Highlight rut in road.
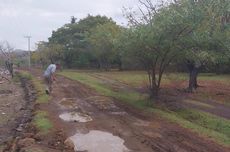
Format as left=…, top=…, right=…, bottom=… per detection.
left=40, top=75, right=229, bottom=152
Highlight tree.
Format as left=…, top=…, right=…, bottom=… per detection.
left=71, top=16, right=77, bottom=24
left=122, top=0, right=196, bottom=97
left=48, top=15, right=115, bottom=68
left=88, top=22, right=122, bottom=70
left=33, top=41, right=64, bottom=68
left=178, top=0, right=230, bottom=92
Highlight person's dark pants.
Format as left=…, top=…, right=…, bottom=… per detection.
left=44, top=76, right=53, bottom=93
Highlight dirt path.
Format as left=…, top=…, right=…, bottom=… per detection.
left=0, top=76, right=34, bottom=141
left=31, top=71, right=229, bottom=152
left=0, top=73, right=37, bottom=151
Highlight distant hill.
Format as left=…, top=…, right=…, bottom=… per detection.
left=13, top=49, right=29, bottom=58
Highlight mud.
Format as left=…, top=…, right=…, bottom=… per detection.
left=0, top=73, right=36, bottom=151
left=59, top=112, right=92, bottom=122
left=29, top=70, right=229, bottom=152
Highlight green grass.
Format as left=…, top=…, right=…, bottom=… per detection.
left=18, top=71, right=50, bottom=104
left=33, top=111, right=53, bottom=133
left=183, top=99, right=215, bottom=109
left=18, top=71, right=53, bottom=134
left=153, top=109, right=230, bottom=146
left=60, top=71, right=230, bottom=146
left=32, top=79, right=50, bottom=104
left=18, top=71, right=33, bottom=80
left=198, top=73, right=230, bottom=82
left=59, top=71, right=149, bottom=109
left=83, top=71, right=230, bottom=87
left=175, top=109, right=230, bottom=138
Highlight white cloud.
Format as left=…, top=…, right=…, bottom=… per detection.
left=0, top=0, right=139, bottom=50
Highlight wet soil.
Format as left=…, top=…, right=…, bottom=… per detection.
left=29, top=70, right=229, bottom=152
left=0, top=74, right=36, bottom=151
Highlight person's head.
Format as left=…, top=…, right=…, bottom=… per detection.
left=56, top=63, right=61, bottom=70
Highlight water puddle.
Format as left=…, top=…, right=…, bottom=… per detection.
left=70, top=130, right=129, bottom=152
left=110, top=111, right=127, bottom=115
left=59, top=112, right=92, bottom=123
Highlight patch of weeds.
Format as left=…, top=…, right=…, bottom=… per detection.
left=32, top=79, right=50, bottom=104
left=13, top=75, right=20, bottom=82
left=18, top=71, right=32, bottom=80
left=33, top=111, right=53, bottom=134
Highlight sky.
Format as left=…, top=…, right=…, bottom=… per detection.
left=0, top=0, right=139, bottom=50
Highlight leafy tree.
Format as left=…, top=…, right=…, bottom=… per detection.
left=177, top=0, right=230, bottom=92
left=122, top=0, right=230, bottom=96
left=48, top=15, right=115, bottom=68
left=122, top=0, right=196, bottom=97
left=71, top=16, right=77, bottom=24
left=33, top=41, right=63, bottom=68
left=88, top=22, right=122, bottom=70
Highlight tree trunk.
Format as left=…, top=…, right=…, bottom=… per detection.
left=118, top=61, right=122, bottom=71
left=150, top=70, right=159, bottom=98
left=150, top=85, right=159, bottom=98
left=187, top=61, right=199, bottom=92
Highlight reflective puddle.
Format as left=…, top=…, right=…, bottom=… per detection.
left=59, top=112, right=92, bottom=123
left=70, top=130, right=129, bottom=152
left=110, top=111, right=127, bottom=115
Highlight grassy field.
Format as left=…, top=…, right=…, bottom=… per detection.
left=59, top=71, right=230, bottom=146
left=86, top=71, right=230, bottom=87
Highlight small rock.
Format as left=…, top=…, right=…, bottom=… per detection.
left=34, top=133, right=45, bottom=141
left=18, top=138, right=35, bottom=147
left=64, top=138, right=75, bottom=150
left=16, top=124, right=24, bottom=132
left=23, top=133, right=34, bottom=138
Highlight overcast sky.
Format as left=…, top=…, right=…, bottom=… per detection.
left=0, top=0, right=139, bottom=50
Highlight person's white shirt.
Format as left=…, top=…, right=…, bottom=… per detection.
left=44, top=64, right=56, bottom=77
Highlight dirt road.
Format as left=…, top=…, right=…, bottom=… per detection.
left=34, top=73, right=229, bottom=152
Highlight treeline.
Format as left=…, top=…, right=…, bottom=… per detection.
left=32, top=0, right=230, bottom=96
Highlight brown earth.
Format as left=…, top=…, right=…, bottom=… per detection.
left=2, top=70, right=229, bottom=152
left=159, top=79, right=230, bottom=119
left=28, top=69, right=229, bottom=152
left=0, top=73, right=37, bottom=151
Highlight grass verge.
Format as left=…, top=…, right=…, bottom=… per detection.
left=60, top=71, right=230, bottom=146
left=33, top=111, right=53, bottom=134
left=18, top=71, right=52, bottom=134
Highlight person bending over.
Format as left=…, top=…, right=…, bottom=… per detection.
left=43, top=63, right=60, bottom=94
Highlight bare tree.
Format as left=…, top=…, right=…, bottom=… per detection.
left=0, top=41, right=14, bottom=78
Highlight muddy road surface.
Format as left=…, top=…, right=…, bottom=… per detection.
left=0, top=74, right=35, bottom=151
left=33, top=72, right=229, bottom=152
